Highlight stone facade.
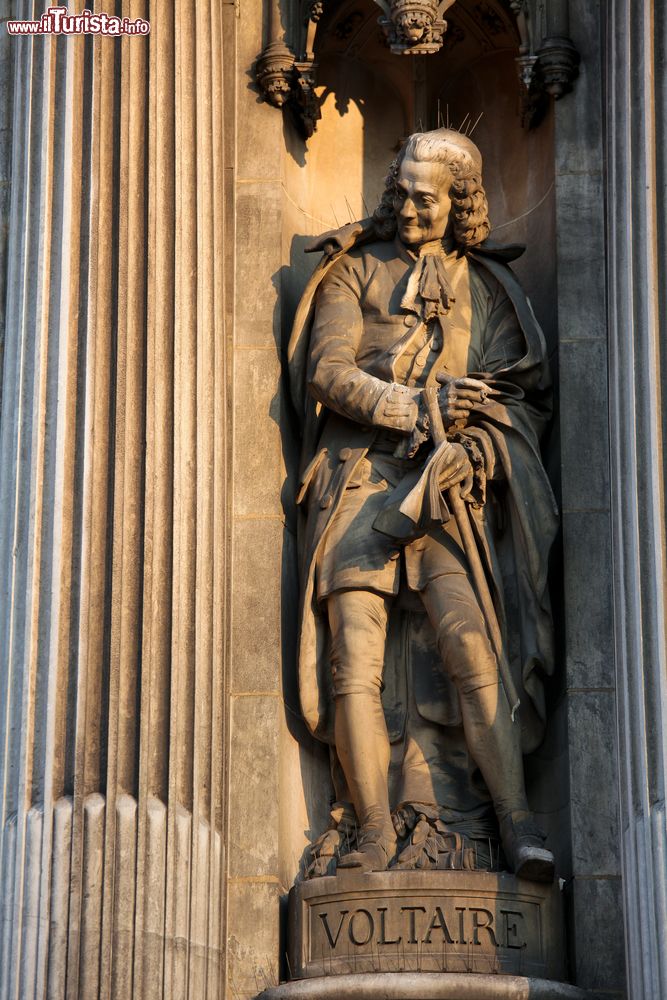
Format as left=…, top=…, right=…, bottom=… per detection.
left=0, top=1, right=664, bottom=998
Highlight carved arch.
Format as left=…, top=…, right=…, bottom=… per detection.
left=255, top=0, right=579, bottom=137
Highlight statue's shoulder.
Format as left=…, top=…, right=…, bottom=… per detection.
left=305, top=219, right=400, bottom=274
left=319, top=239, right=401, bottom=291
left=469, top=239, right=526, bottom=264
left=467, top=242, right=530, bottom=306
left=468, top=254, right=509, bottom=297
left=328, top=237, right=399, bottom=266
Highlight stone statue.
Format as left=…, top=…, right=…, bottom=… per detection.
left=288, top=128, right=559, bottom=882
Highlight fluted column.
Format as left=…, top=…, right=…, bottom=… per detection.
left=0, top=2, right=231, bottom=997
left=606, top=2, right=667, bottom=998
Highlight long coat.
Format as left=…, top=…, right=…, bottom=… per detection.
left=288, top=221, right=559, bottom=755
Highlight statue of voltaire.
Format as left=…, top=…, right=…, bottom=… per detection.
left=288, top=128, right=558, bottom=881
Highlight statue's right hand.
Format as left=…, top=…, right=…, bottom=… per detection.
left=375, top=383, right=419, bottom=432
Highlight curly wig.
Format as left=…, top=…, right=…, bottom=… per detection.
left=373, top=127, right=491, bottom=249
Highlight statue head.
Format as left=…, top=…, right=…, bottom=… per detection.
left=374, top=127, right=490, bottom=249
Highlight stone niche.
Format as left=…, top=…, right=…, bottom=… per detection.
left=273, top=1, right=582, bottom=998
left=281, top=0, right=567, bottom=876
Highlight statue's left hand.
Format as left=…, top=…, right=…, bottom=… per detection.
left=436, top=375, right=490, bottom=430
left=437, top=441, right=474, bottom=497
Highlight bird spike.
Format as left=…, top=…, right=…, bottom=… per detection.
left=361, top=193, right=371, bottom=218
left=344, top=196, right=355, bottom=222
left=468, top=110, right=484, bottom=136
left=331, top=203, right=340, bottom=227
left=458, top=112, right=470, bottom=132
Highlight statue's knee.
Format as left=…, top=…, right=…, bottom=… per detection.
left=331, top=671, right=383, bottom=698
left=329, top=603, right=386, bottom=697
left=331, top=648, right=384, bottom=697
left=435, top=614, right=496, bottom=689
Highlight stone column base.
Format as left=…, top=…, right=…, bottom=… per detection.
left=258, top=972, right=588, bottom=999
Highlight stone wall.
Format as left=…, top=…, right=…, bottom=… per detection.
left=0, top=1, right=666, bottom=999
left=553, top=4, right=625, bottom=996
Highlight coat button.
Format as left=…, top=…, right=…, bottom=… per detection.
left=320, top=494, right=333, bottom=509
left=388, top=548, right=401, bottom=560
left=339, top=447, right=352, bottom=461
left=403, top=315, right=415, bottom=326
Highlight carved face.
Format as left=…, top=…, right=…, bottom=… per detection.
left=393, top=157, right=453, bottom=246
left=396, top=11, right=431, bottom=42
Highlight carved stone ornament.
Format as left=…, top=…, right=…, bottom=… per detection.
left=509, top=0, right=581, bottom=127
left=537, top=34, right=581, bottom=99
left=255, top=1, right=323, bottom=138
left=292, top=61, right=323, bottom=139
left=253, top=0, right=581, bottom=139
left=307, top=0, right=325, bottom=20
left=255, top=38, right=296, bottom=109
left=375, top=0, right=456, bottom=55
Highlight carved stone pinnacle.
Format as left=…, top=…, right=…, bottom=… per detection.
left=537, top=34, right=581, bottom=99
left=256, top=38, right=296, bottom=109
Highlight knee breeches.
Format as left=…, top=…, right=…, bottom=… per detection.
left=327, top=570, right=499, bottom=700
left=327, top=590, right=391, bottom=697
left=420, top=572, right=499, bottom=695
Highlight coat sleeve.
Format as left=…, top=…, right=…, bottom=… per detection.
left=307, top=255, right=418, bottom=431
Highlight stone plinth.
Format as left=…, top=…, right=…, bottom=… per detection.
left=288, top=871, right=567, bottom=981
left=258, top=972, right=588, bottom=999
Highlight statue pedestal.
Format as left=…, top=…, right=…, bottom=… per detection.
left=258, top=972, right=588, bottom=999
left=289, top=871, right=567, bottom=980
left=261, top=871, right=586, bottom=1000
left=257, top=871, right=587, bottom=998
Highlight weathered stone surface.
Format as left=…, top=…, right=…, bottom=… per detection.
left=232, top=517, right=284, bottom=693
left=554, top=174, right=606, bottom=342
left=227, top=879, right=282, bottom=999
left=559, top=338, right=610, bottom=512
left=554, top=0, right=603, bottom=179
left=258, top=971, right=588, bottom=999
left=289, top=871, right=567, bottom=981
left=570, top=877, right=625, bottom=991
left=567, top=692, right=620, bottom=877
left=562, top=511, right=614, bottom=689
left=235, top=183, right=283, bottom=349
left=233, top=348, right=284, bottom=517
left=229, top=695, right=280, bottom=878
